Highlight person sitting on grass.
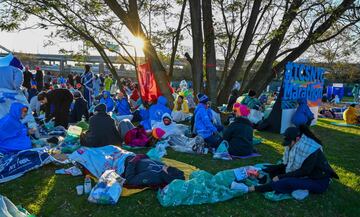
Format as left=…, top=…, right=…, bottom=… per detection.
left=243, top=125, right=339, bottom=195
left=240, top=89, right=262, bottom=110
left=80, top=104, right=121, bottom=147
left=114, top=91, right=133, bottom=121
left=153, top=113, right=183, bottom=139
left=172, top=95, right=191, bottom=122
left=223, top=103, right=255, bottom=157
left=149, top=96, right=172, bottom=127
left=291, top=98, right=314, bottom=127
left=193, top=93, right=222, bottom=150
left=69, top=91, right=89, bottom=123
left=99, top=90, right=114, bottom=113
left=343, top=104, right=360, bottom=125
left=0, top=102, right=33, bottom=154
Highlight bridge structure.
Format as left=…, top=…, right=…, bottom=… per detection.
left=0, top=44, right=227, bottom=78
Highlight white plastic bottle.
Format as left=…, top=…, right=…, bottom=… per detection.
left=84, top=175, right=92, bottom=194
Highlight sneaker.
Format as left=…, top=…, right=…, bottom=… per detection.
left=230, top=181, right=249, bottom=192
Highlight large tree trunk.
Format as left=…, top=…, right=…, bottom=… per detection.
left=243, top=0, right=304, bottom=95
left=169, top=0, right=187, bottom=78
left=217, top=0, right=262, bottom=104
left=189, top=0, right=204, bottom=97
left=104, top=0, right=174, bottom=106
left=202, top=0, right=217, bottom=103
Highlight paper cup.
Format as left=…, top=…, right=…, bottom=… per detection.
left=76, top=185, right=84, bottom=195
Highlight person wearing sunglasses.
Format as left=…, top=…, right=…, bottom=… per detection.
left=0, top=102, right=33, bottom=154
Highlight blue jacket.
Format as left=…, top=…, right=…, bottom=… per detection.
left=99, top=91, right=114, bottom=112
left=0, top=102, right=32, bottom=154
left=115, top=98, right=131, bottom=115
left=194, top=103, right=217, bottom=139
left=139, top=108, right=152, bottom=130
left=292, top=98, right=314, bottom=127
left=148, top=96, right=171, bottom=125
left=0, top=54, right=24, bottom=90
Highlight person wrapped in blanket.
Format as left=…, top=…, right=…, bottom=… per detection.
left=291, top=98, right=314, bottom=127
left=0, top=102, right=33, bottom=154
left=80, top=104, right=121, bottom=147
left=148, top=96, right=172, bottom=127
left=99, top=90, right=115, bottom=113
left=343, top=104, right=360, bottom=124
left=153, top=113, right=183, bottom=140
left=122, top=154, right=185, bottom=188
left=223, top=103, right=255, bottom=157
left=171, top=94, right=191, bottom=122
left=245, top=125, right=338, bottom=195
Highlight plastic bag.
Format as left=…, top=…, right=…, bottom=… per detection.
left=146, top=142, right=167, bottom=161
left=157, top=169, right=245, bottom=206
left=0, top=195, right=34, bottom=217
left=88, top=170, right=124, bottom=205
left=213, top=141, right=232, bottom=160
left=248, top=109, right=264, bottom=124
left=168, top=135, right=206, bottom=154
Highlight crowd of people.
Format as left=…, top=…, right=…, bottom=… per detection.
left=1, top=58, right=358, bottom=200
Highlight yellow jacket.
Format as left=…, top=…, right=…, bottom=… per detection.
left=173, top=98, right=189, bottom=113
left=343, top=107, right=359, bottom=124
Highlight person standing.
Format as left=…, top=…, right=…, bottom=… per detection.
left=93, top=74, right=102, bottom=97
left=352, top=84, right=359, bottom=102
left=44, top=71, right=52, bottom=90
left=104, top=74, right=113, bottom=91
left=22, top=66, right=33, bottom=90
left=35, top=66, right=44, bottom=91
left=81, top=64, right=94, bottom=107
left=37, top=89, right=74, bottom=128
left=67, top=73, right=75, bottom=87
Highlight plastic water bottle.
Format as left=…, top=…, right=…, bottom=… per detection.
left=84, top=175, right=92, bottom=194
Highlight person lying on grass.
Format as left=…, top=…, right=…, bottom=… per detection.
left=244, top=125, right=339, bottom=195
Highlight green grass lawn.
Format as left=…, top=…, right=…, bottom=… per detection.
left=1, top=118, right=359, bottom=217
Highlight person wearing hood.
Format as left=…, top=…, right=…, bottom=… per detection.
left=223, top=103, right=254, bottom=157
left=35, top=66, right=44, bottom=91
left=153, top=113, right=182, bottom=139
left=172, top=95, right=191, bottom=122
left=242, top=126, right=339, bottom=196
left=139, top=108, right=152, bottom=131
left=193, top=93, right=222, bottom=149
left=0, top=102, right=33, bottom=154
left=69, top=91, right=89, bottom=123
left=37, top=88, right=74, bottom=127
left=115, top=91, right=132, bottom=116
left=99, top=90, right=115, bottom=112
left=80, top=103, right=121, bottom=147
left=343, top=104, right=360, bottom=124
left=149, top=96, right=172, bottom=126
left=291, top=98, right=314, bottom=127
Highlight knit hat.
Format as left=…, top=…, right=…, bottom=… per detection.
left=35, top=66, right=41, bottom=71
left=282, top=127, right=301, bottom=146
left=73, top=90, right=82, bottom=98
left=152, top=128, right=166, bottom=140
left=233, top=103, right=250, bottom=117
left=197, top=93, right=209, bottom=104
left=95, top=103, right=106, bottom=113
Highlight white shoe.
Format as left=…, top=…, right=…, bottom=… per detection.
left=230, top=181, right=249, bottom=193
